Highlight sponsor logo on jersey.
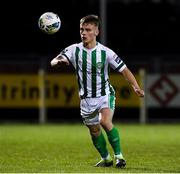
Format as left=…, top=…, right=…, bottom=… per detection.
left=115, top=57, right=121, bottom=64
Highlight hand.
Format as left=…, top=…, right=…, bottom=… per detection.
left=134, top=88, right=145, bottom=97
left=57, top=58, right=69, bottom=65
left=51, top=55, right=69, bottom=66
left=56, top=55, right=69, bottom=65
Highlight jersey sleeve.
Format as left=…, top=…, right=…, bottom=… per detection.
left=107, top=48, right=126, bottom=72
left=59, top=44, right=76, bottom=67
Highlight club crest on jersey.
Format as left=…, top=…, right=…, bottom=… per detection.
left=96, top=62, right=104, bottom=69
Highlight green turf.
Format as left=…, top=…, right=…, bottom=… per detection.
left=0, top=123, right=180, bottom=173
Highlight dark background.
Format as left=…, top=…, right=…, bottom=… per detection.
left=1, top=0, right=180, bottom=57
left=0, top=0, right=180, bottom=123
left=0, top=0, right=98, bottom=55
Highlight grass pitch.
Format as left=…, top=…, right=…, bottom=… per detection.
left=0, top=123, right=180, bottom=173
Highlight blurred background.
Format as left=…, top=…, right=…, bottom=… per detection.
left=0, top=0, right=180, bottom=123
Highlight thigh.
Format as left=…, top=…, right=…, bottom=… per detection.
left=80, top=98, right=100, bottom=125
left=98, top=92, right=116, bottom=131
left=100, top=108, right=114, bottom=122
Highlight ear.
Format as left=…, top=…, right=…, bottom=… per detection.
left=95, top=28, right=99, bottom=36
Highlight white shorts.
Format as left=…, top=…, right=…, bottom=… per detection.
left=80, top=94, right=115, bottom=125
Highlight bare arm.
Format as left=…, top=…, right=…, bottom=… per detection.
left=121, top=67, right=145, bottom=97
left=50, top=54, right=69, bottom=67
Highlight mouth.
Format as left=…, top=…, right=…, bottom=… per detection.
left=82, top=36, right=87, bottom=41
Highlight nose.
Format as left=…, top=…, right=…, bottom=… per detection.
left=81, top=32, right=85, bottom=36
left=81, top=29, right=87, bottom=35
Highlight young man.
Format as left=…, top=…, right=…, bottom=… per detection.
left=51, top=15, right=144, bottom=168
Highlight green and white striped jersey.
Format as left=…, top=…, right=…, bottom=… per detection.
left=61, top=42, right=126, bottom=98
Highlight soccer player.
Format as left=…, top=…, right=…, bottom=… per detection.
left=51, top=15, right=144, bottom=168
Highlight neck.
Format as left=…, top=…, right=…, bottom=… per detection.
left=83, top=40, right=97, bottom=49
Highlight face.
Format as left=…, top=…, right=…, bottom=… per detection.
left=80, top=23, right=99, bottom=45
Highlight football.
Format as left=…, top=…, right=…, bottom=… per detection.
left=38, top=12, right=61, bottom=34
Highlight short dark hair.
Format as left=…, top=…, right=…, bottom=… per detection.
left=80, top=15, right=100, bottom=27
